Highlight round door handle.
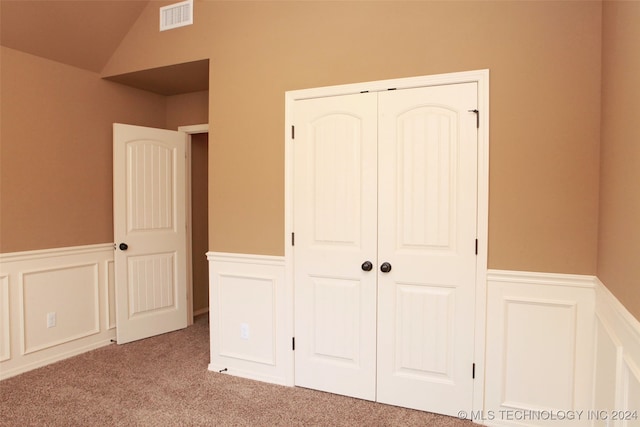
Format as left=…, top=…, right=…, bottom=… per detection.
left=380, top=262, right=392, bottom=273
left=119, top=243, right=128, bottom=251
left=361, top=261, right=373, bottom=272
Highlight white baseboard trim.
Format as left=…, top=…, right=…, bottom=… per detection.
left=207, top=363, right=288, bottom=387
left=0, top=244, right=116, bottom=380
left=1, top=339, right=114, bottom=380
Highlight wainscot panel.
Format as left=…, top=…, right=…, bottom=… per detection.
left=484, top=270, right=596, bottom=427
left=207, top=252, right=289, bottom=386
left=593, top=279, right=640, bottom=427
left=106, top=259, right=116, bottom=330
left=0, top=244, right=115, bottom=380
left=0, top=274, right=9, bottom=362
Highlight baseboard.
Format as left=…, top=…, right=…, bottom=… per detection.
left=0, top=339, right=114, bottom=380
left=207, top=363, right=288, bottom=387
left=0, top=244, right=116, bottom=380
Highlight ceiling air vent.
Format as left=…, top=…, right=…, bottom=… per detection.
left=160, top=0, right=193, bottom=32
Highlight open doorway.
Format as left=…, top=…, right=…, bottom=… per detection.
left=113, top=123, right=209, bottom=341
left=183, top=125, right=209, bottom=325
left=189, top=131, right=209, bottom=320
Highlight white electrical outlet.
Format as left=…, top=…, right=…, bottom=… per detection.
left=46, top=312, right=56, bottom=328
left=240, top=323, right=249, bottom=340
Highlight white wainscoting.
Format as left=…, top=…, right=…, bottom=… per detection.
left=0, top=274, right=10, bottom=362
left=0, top=244, right=116, bottom=380
left=206, top=257, right=639, bottom=424
left=593, top=279, right=640, bottom=427
left=207, top=252, right=290, bottom=386
left=484, top=270, right=597, bottom=427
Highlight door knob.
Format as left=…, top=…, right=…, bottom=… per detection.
left=119, top=243, right=128, bottom=251
left=361, top=261, right=373, bottom=271
left=380, top=262, right=392, bottom=273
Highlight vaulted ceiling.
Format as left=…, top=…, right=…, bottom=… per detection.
left=1, top=1, right=150, bottom=73
left=0, top=0, right=209, bottom=95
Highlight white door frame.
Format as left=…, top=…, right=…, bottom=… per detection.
left=179, top=124, right=209, bottom=326
left=283, top=69, right=490, bottom=410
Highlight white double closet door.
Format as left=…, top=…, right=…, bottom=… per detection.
left=293, top=83, right=479, bottom=417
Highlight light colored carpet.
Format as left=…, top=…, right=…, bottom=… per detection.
left=0, top=315, right=476, bottom=426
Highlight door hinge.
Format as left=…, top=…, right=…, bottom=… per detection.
left=472, top=363, right=476, bottom=379
left=291, top=232, right=295, bottom=246
left=292, top=337, right=295, bottom=351
left=475, top=239, right=478, bottom=255
left=291, top=125, right=295, bottom=140
left=469, top=109, right=479, bottom=128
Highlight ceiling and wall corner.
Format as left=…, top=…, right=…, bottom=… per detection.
left=103, top=59, right=209, bottom=96
left=0, top=0, right=150, bottom=73
left=0, top=0, right=207, bottom=95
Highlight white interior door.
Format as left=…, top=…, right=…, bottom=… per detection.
left=113, top=123, right=188, bottom=344
left=292, top=82, right=479, bottom=415
left=376, top=83, right=478, bottom=416
left=293, top=92, right=378, bottom=400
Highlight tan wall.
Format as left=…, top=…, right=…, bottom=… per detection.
left=0, top=50, right=210, bottom=254
left=166, top=90, right=209, bottom=131
left=598, top=1, right=640, bottom=320
left=0, top=47, right=167, bottom=253
left=103, top=1, right=603, bottom=274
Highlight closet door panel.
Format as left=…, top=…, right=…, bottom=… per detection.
left=293, top=92, right=378, bottom=401
left=376, top=83, right=478, bottom=416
